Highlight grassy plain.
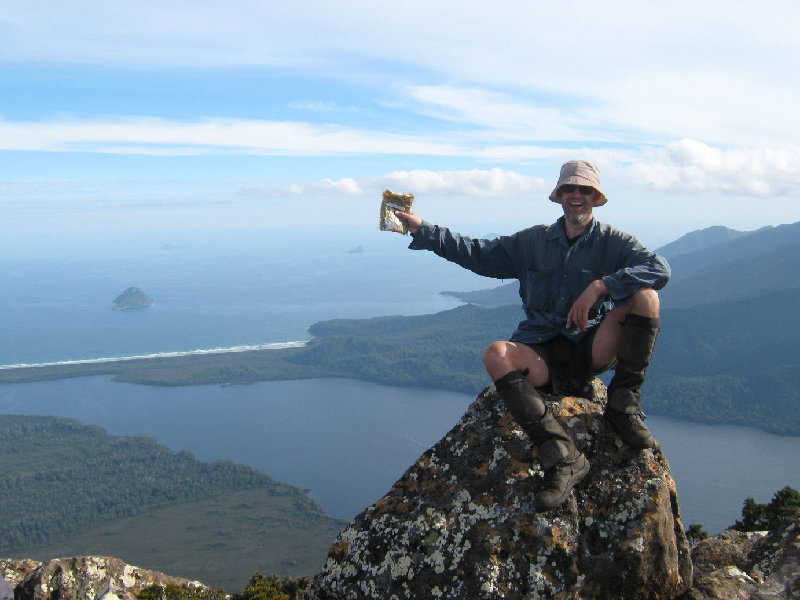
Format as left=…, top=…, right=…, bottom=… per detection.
left=0, top=416, right=346, bottom=591
left=16, top=488, right=344, bottom=591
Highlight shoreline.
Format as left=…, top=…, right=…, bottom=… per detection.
left=0, top=340, right=321, bottom=387
left=0, top=341, right=309, bottom=371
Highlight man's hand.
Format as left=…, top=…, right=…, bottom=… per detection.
left=394, top=209, right=422, bottom=235
left=566, top=279, right=608, bottom=332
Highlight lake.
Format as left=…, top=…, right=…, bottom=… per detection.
left=2, top=227, right=799, bottom=535
left=1, top=375, right=798, bottom=534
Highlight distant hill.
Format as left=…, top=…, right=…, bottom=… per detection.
left=0, top=416, right=345, bottom=589
left=663, top=220, right=800, bottom=283
left=654, top=225, right=759, bottom=260
left=659, top=239, right=800, bottom=308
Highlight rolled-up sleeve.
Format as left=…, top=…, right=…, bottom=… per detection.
left=601, top=234, right=671, bottom=301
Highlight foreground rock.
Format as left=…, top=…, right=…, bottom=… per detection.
left=679, top=510, right=800, bottom=599
left=0, top=556, right=215, bottom=600
left=308, top=383, right=693, bottom=600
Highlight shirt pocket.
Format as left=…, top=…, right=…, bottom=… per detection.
left=524, top=268, right=553, bottom=311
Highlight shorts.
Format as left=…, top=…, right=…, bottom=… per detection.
left=526, top=328, right=615, bottom=396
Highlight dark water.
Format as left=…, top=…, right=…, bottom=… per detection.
left=1, top=376, right=798, bottom=534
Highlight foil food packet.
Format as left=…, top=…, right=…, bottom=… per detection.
left=379, top=189, right=415, bottom=234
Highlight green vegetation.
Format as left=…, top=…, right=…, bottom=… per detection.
left=645, top=288, right=800, bottom=435
left=232, top=573, right=309, bottom=600
left=0, top=416, right=345, bottom=589
left=0, top=345, right=321, bottom=386
left=138, top=584, right=225, bottom=600
left=136, top=573, right=308, bottom=600
left=24, top=488, right=343, bottom=590
left=732, top=486, right=800, bottom=532
left=685, top=523, right=709, bottom=544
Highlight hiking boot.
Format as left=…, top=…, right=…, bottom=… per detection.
left=605, top=409, right=655, bottom=449
left=535, top=452, right=590, bottom=511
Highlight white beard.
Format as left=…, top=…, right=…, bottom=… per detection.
left=565, top=211, right=591, bottom=226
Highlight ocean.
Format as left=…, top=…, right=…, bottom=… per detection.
left=1, top=227, right=798, bottom=534
left=0, top=227, right=485, bottom=366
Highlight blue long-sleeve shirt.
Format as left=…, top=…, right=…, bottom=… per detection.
left=409, top=216, right=670, bottom=344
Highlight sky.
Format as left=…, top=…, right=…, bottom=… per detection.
left=2, top=0, right=800, bottom=246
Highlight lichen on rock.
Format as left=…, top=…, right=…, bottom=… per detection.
left=2, top=556, right=214, bottom=600
left=308, top=382, right=693, bottom=599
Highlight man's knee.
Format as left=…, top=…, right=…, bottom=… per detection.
left=630, top=288, right=660, bottom=318
left=483, top=341, right=511, bottom=374
left=483, top=341, right=550, bottom=386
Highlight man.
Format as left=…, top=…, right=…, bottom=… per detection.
left=395, top=160, right=670, bottom=510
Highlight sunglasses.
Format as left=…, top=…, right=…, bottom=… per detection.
left=559, top=184, right=595, bottom=195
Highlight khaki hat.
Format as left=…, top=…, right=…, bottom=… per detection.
left=548, top=160, right=608, bottom=206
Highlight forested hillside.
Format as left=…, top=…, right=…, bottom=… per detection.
left=0, top=415, right=344, bottom=585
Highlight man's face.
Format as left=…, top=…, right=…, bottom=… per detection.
left=557, top=184, right=599, bottom=227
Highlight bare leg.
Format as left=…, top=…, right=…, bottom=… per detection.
left=591, top=287, right=660, bottom=369
left=594, top=288, right=662, bottom=448
left=486, top=340, right=589, bottom=510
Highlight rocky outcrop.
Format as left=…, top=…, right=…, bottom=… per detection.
left=0, top=556, right=215, bottom=600
left=112, top=287, right=153, bottom=310
left=680, top=510, right=800, bottom=599
left=308, top=383, right=693, bottom=600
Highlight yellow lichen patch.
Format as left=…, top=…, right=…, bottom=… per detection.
left=372, top=493, right=410, bottom=516
left=473, top=461, right=490, bottom=477
left=416, top=455, right=432, bottom=470
left=550, top=525, right=577, bottom=552
left=508, top=456, right=534, bottom=479
left=496, top=410, right=517, bottom=428
left=329, top=540, right=351, bottom=560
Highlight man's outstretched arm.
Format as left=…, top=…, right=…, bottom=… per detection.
left=394, top=208, right=520, bottom=280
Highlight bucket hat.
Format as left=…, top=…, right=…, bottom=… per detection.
left=548, top=160, right=607, bottom=206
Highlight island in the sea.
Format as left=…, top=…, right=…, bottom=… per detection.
left=112, top=287, right=153, bottom=310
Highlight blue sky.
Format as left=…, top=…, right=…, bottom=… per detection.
left=2, top=0, right=800, bottom=245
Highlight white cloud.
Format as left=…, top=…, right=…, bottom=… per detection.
left=4, top=0, right=800, bottom=150
left=3, top=111, right=797, bottom=201
left=625, top=140, right=800, bottom=196
left=0, top=117, right=464, bottom=157
left=378, top=168, right=546, bottom=198
left=284, top=178, right=362, bottom=196
left=400, top=86, right=584, bottom=141
left=287, top=101, right=341, bottom=112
